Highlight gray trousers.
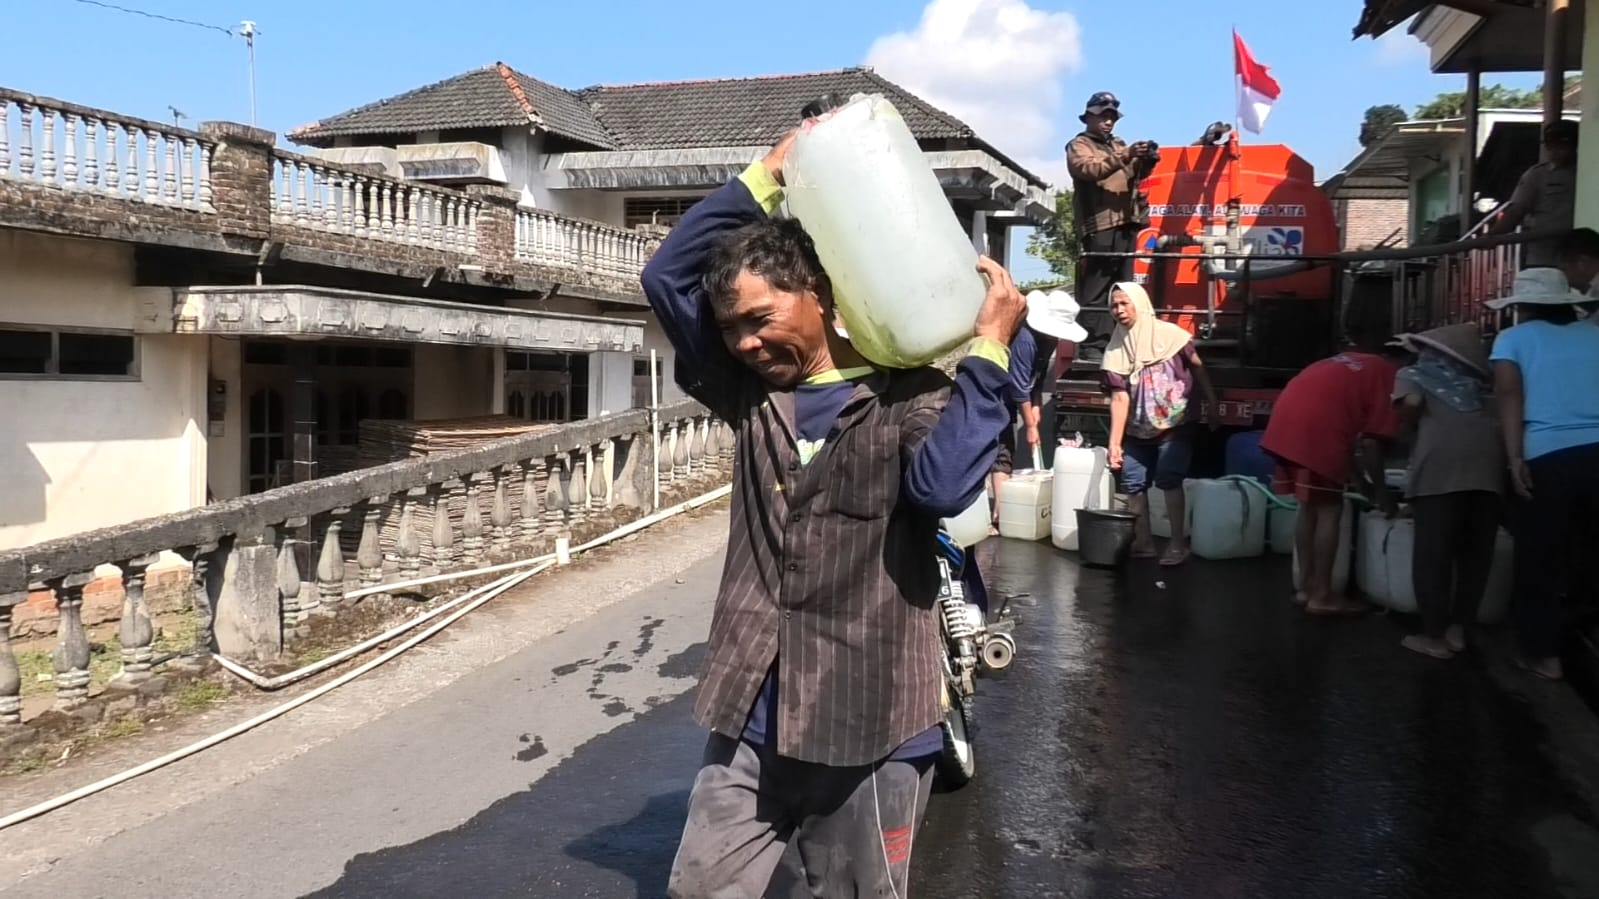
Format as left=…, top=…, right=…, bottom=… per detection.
left=667, top=733, right=935, bottom=899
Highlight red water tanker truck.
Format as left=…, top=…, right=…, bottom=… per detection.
left=1052, top=127, right=1350, bottom=473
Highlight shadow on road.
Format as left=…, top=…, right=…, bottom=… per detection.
left=304, top=682, right=706, bottom=897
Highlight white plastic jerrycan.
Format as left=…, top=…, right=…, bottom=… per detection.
left=1051, top=446, right=1113, bottom=552
left=783, top=93, right=986, bottom=369
left=942, top=492, right=991, bottom=549
left=1187, top=477, right=1268, bottom=560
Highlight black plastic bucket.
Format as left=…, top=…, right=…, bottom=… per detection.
left=1076, top=508, right=1138, bottom=568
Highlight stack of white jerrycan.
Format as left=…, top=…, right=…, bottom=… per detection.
left=997, top=446, right=1054, bottom=542
left=1051, top=434, right=1113, bottom=552
left=782, top=93, right=986, bottom=369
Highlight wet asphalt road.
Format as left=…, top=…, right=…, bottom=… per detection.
left=13, top=531, right=1599, bottom=898
left=313, top=539, right=1599, bottom=898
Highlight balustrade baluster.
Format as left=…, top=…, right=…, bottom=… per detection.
left=357, top=496, right=385, bottom=587
left=279, top=518, right=307, bottom=629
left=591, top=440, right=613, bottom=524
left=164, top=133, right=179, bottom=203
left=109, top=555, right=159, bottom=687
left=615, top=434, right=643, bottom=509
left=406, top=187, right=421, bottom=246
left=143, top=127, right=160, bottom=202
left=174, top=543, right=217, bottom=660
left=39, top=108, right=57, bottom=185
left=318, top=509, right=350, bottom=609
left=127, top=125, right=143, bottom=201
left=0, top=98, right=10, bottom=176
left=199, top=142, right=214, bottom=209
left=398, top=489, right=424, bottom=578
left=658, top=422, right=675, bottom=488
left=567, top=448, right=590, bottom=532
left=296, top=161, right=311, bottom=227
left=491, top=467, right=513, bottom=553
left=17, top=103, right=34, bottom=179
left=180, top=137, right=195, bottom=206
left=462, top=474, right=486, bottom=563
left=520, top=459, right=542, bottom=541
left=82, top=116, right=99, bottom=189
left=430, top=482, right=456, bottom=570
left=0, top=602, right=21, bottom=727
left=48, top=572, right=93, bottom=709
left=544, top=455, right=568, bottom=532
left=673, top=420, right=691, bottom=483
left=60, top=113, right=79, bottom=187
left=689, top=416, right=708, bottom=478
left=322, top=166, right=339, bottom=232
left=444, top=197, right=459, bottom=252
left=379, top=181, right=395, bottom=239
left=104, top=123, right=120, bottom=194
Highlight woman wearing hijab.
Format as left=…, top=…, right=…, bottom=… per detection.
left=1390, top=324, right=1504, bottom=660
left=1101, top=282, right=1218, bottom=566
left=1489, top=267, right=1599, bottom=681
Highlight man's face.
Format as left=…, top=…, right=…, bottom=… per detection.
left=1548, top=139, right=1577, bottom=168
left=1564, top=255, right=1599, bottom=292
left=715, top=270, right=830, bottom=387
left=1087, top=112, right=1118, bottom=136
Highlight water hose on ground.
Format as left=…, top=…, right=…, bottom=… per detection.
left=0, top=483, right=734, bottom=831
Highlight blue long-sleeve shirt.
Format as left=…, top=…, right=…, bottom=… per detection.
left=640, top=162, right=1016, bottom=519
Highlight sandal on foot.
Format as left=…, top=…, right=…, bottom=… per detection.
left=1401, top=636, right=1455, bottom=660
left=1158, top=547, right=1190, bottom=567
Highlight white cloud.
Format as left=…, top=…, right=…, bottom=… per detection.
left=866, top=0, right=1083, bottom=187
left=1374, top=25, right=1429, bottom=67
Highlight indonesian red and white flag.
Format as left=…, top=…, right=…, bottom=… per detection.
left=1234, top=30, right=1281, bottom=134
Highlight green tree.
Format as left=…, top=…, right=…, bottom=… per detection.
left=1024, top=188, right=1077, bottom=285
left=1414, top=84, right=1539, bottom=119
left=1359, top=104, right=1407, bottom=147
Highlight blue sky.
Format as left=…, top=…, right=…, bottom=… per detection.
left=1, top=0, right=1540, bottom=280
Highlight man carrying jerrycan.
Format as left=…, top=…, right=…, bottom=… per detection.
left=642, top=116, right=1029, bottom=895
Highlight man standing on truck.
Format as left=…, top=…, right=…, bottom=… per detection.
left=1068, top=91, right=1160, bottom=364
left=643, top=131, right=1028, bottom=897
left=1490, top=120, right=1577, bottom=268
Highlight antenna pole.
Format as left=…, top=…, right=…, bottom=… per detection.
left=240, top=21, right=259, bottom=126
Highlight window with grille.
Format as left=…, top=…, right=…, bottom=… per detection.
left=624, top=196, right=706, bottom=229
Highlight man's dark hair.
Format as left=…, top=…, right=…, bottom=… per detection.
left=1558, top=227, right=1599, bottom=261
left=703, top=218, right=829, bottom=308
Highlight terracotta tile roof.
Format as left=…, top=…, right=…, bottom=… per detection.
left=288, top=64, right=1046, bottom=186
left=290, top=63, right=616, bottom=149
left=577, top=67, right=975, bottom=149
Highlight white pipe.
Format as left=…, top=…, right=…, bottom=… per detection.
left=216, top=484, right=731, bottom=690
left=344, top=550, right=559, bottom=601
left=650, top=348, right=661, bottom=512
left=0, top=562, right=548, bottom=833
left=214, top=571, right=524, bottom=690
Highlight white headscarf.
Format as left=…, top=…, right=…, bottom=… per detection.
left=1099, top=281, right=1192, bottom=377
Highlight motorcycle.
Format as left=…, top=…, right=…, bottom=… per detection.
left=932, top=530, right=1017, bottom=789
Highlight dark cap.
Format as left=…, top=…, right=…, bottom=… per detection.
left=1080, top=91, right=1121, bottom=122
left=1545, top=119, right=1579, bottom=145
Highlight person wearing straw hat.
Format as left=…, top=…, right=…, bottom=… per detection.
left=1390, top=324, right=1504, bottom=660
left=1488, top=267, right=1599, bottom=681
left=1101, top=281, right=1218, bottom=567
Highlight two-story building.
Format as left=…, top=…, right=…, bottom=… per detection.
left=0, top=65, right=1049, bottom=553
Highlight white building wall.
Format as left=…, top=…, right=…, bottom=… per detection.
left=0, top=232, right=207, bottom=549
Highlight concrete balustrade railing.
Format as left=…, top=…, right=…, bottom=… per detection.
left=271, top=151, right=480, bottom=254
left=0, top=89, right=215, bottom=211
left=0, top=400, right=734, bottom=733
left=514, top=207, right=652, bottom=280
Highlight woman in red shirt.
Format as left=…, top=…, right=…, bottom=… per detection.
left=1263, top=334, right=1402, bottom=615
